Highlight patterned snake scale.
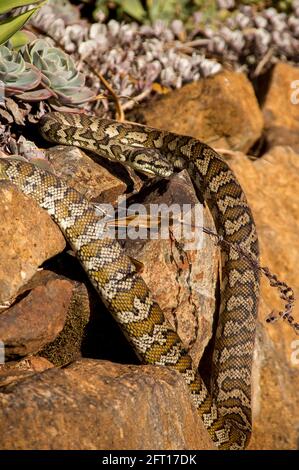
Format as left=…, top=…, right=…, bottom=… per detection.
left=0, top=112, right=260, bottom=449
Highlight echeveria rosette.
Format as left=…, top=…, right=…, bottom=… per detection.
left=0, top=43, right=42, bottom=94
left=24, top=39, right=96, bottom=105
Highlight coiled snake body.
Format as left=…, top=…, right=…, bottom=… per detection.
left=0, top=112, right=260, bottom=449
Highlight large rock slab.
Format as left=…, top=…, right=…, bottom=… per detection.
left=0, top=359, right=215, bottom=450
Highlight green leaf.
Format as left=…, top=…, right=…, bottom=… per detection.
left=146, top=0, right=190, bottom=23
left=9, top=29, right=36, bottom=48
left=0, top=7, right=39, bottom=46
left=0, top=0, right=44, bottom=15
left=146, top=0, right=178, bottom=23
left=114, top=0, right=146, bottom=21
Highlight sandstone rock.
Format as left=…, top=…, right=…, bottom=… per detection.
left=46, top=145, right=132, bottom=204
left=0, top=356, right=54, bottom=388
left=249, top=322, right=299, bottom=450
left=0, top=271, right=73, bottom=358
left=225, top=146, right=299, bottom=449
left=262, top=62, right=299, bottom=152
left=0, top=181, right=66, bottom=304
left=137, top=70, right=263, bottom=153
left=0, top=359, right=215, bottom=450
left=121, top=170, right=218, bottom=365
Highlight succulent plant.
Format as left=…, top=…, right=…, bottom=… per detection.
left=45, top=0, right=80, bottom=24
left=24, top=39, right=95, bottom=105
left=30, top=0, right=299, bottom=116
left=0, top=39, right=95, bottom=105
left=0, top=42, right=42, bottom=94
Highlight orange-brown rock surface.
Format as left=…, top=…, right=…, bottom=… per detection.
left=137, top=70, right=264, bottom=153
left=46, top=146, right=129, bottom=203
left=0, top=181, right=65, bottom=303
left=262, top=62, right=299, bottom=152
left=0, top=356, right=54, bottom=388
left=0, top=271, right=73, bottom=357
left=0, top=359, right=215, bottom=450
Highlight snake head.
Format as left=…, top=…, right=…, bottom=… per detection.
left=124, top=148, right=173, bottom=177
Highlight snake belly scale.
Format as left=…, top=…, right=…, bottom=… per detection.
left=0, top=112, right=260, bottom=449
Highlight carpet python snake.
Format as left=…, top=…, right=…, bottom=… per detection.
left=0, top=112, right=260, bottom=449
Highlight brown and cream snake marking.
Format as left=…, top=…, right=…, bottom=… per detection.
left=0, top=112, right=260, bottom=449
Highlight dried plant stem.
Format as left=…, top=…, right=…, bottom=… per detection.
left=202, top=227, right=296, bottom=334
left=84, top=61, right=125, bottom=121
left=214, top=148, right=240, bottom=157
left=253, top=46, right=275, bottom=77
left=121, top=88, right=152, bottom=111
